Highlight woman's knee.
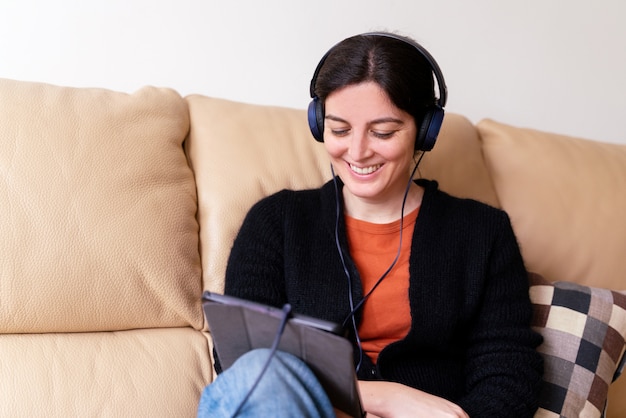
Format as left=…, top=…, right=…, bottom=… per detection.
left=235, top=348, right=304, bottom=375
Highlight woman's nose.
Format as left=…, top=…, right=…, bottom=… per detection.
left=348, top=131, right=370, bottom=161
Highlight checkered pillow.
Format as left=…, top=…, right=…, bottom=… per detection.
left=529, top=273, right=626, bottom=417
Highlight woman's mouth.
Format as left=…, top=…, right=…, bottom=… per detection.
left=349, top=163, right=382, bottom=175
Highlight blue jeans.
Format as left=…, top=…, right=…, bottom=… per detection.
left=198, top=348, right=336, bottom=418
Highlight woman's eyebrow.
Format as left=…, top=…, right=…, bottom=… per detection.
left=369, top=117, right=404, bottom=125
left=324, top=114, right=348, bottom=123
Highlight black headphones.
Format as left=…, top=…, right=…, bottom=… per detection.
left=307, top=32, right=448, bottom=152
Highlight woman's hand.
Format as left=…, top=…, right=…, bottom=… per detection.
left=357, top=380, right=469, bottom=418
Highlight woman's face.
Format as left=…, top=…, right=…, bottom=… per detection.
left=323, top=81, right=417, bottom=207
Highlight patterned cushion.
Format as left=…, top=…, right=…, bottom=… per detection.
left=529, top=273, right=626, bottom=417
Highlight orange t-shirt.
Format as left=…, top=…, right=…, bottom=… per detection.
left=345, top=207, right=419, bottom=364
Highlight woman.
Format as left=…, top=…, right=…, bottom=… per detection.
left=199, top=31, right=543, bottom=418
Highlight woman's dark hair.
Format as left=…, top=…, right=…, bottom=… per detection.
left=312, top=33, right=437, bottom=127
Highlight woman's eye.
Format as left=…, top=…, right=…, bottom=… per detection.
left=372, top=131, right=394, bottom=139
left=331, top=129, right=350, bottom=137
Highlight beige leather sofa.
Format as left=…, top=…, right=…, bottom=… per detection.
left=1, top=77, right=625, bottom=417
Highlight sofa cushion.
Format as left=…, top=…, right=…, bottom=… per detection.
left=0, top=328, right=212, bottom=417
left=0, top=78, right=203, bottom=332
left=185, top=96, right=332, bottom=294
left=478, top=119, right=626, bottom=291
left=529, top=273, right=626, bottom=418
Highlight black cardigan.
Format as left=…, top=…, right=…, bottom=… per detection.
left=223, top=179, right=543, bottom=417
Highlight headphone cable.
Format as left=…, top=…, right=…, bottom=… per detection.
left=332, top=152, right=425, bottom=372
left=331, top=165, right=365, bottom=371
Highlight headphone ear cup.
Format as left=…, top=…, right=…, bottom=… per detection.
left=307, top=97, right=325, bottom=142
left=415, top=106, right=445, bottom=151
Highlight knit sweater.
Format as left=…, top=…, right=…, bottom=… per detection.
left=224, top=178, right=543, bottom=417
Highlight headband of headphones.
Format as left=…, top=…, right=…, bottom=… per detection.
left=307, top=32, right=448, bottom=151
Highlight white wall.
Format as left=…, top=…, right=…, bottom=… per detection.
left=1, top=0, right=624, bottom=144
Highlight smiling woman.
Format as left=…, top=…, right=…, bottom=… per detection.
left=198, top=32, right=543, bottom=418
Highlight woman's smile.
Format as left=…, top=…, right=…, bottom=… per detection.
left=349, top=163, right=383, bottom=175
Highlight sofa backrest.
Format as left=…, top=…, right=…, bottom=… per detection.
left=185, top=96, right=331, bottom=295
left=184, top=95, right=498, bottom=299
left=477, top=119, right=626, bottom=291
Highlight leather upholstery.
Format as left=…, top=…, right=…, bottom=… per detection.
left=478, top=119, right=626, bottom=290
left=185, top=95, right=331, bottom=295
left=0, top=78, right=211, bottom=417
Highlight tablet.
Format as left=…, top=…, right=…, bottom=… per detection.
left=202, top=291, right=364, bottom=418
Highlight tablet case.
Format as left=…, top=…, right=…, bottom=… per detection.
left=202, top=291, right=364, bottom=418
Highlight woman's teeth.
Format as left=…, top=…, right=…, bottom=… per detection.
left=350, top=164, right=381, bottom=175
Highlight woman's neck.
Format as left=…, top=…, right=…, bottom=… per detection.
left=342, top=182, right=424, bottom=224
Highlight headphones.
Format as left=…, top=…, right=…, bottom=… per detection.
left=308, top=32, right=448, bottom=152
